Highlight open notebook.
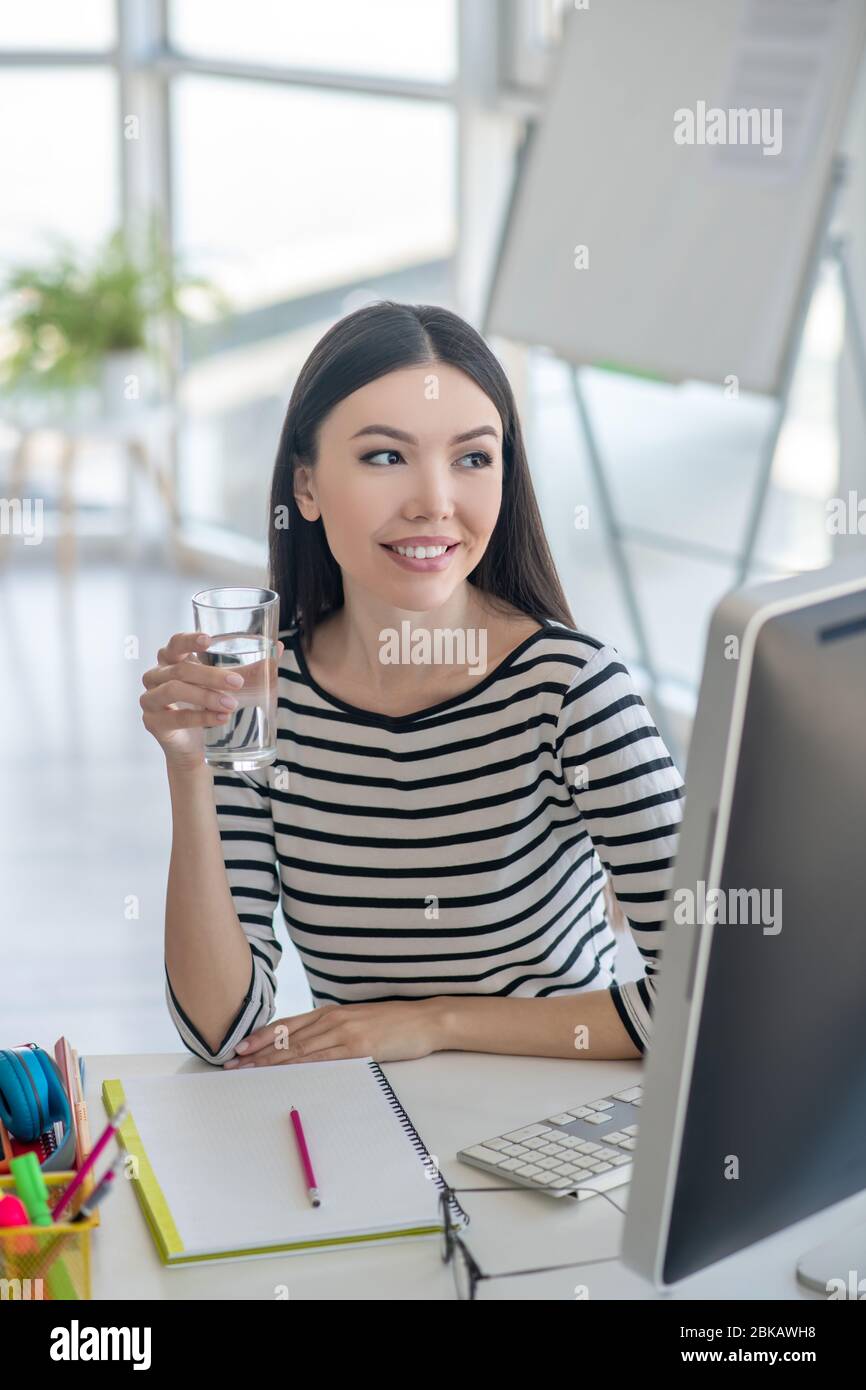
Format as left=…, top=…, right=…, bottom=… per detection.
left=102, top=1058, right=468, bottom=1267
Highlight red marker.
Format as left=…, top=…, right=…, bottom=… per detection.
left=289, top=1107, right=320, bottom=1208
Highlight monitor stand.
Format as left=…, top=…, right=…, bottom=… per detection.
left=796, top=1223, right=866, bottom=1297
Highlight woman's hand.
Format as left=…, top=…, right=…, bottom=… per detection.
left=223, top=999, right=444, bottom=1067
left=140, top=631, right=284, bottom=772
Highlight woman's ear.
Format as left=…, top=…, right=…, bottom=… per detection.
left=293, top=460, right=320, bottom=522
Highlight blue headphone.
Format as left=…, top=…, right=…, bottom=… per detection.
left=0, top=1044, right=76, bottom=1172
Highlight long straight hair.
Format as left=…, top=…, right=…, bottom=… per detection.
left=268, top=300, right=575, bottom=643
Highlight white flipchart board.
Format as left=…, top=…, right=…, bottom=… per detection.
left=484, top=0, right=866, bottom=396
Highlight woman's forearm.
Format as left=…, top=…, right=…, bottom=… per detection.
left=431, top=989, right=643, bottom=1061
left=163, top=762, right=256, bottom=1054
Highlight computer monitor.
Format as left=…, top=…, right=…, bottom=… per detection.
left=622, top=554, right=866, bottom=1290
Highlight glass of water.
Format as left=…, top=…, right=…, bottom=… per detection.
left=191, top=587, right=280, bottom=771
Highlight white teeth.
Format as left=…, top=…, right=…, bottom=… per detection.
left=389, top=544, right=450, bottom=559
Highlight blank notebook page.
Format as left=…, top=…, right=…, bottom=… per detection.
left=119, top=1059, right=440, bottom=1255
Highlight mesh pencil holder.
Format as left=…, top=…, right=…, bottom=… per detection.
left=0, top=1173, right=99, bottom=1300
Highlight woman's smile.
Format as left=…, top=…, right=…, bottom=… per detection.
left=379, top=537, right=462, bottom=572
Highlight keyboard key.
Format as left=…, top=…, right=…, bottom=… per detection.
left=537, top=1143, right=563, bottom=1156
left=605, top=1132, right=627, bottom=1143
left=547, top=1113, right=579, bottom=1126
left=577, top=1141, right=599, bottom=1154
left=485, top=1138, right=511, bottom=1151
left=622, top=1125, right=639, bottom=1136
left=552, top=1177, right=580, bottom=1189
left=523, top=1137, right=549, bottom=1150
left=536, top=1157, right=563, bottom=1170
left=502, top=1124, right=553, bottom=1141
left=612, top=1087, right=643, bottom=1103
left=611, top=1155, right=631, bottom=1166
left=513, top=1164, right=544, bottom=1178
left=502, top=1143, right=529, bottom=1157
left=569, top=1107, right=593, bottom=1119
left=560, top=1136, right=583, bottom=1148
left=620, top=1138, right=636, bottom=1151
left=499, top=1157, right=528, bottom=1171
left=533, top=1171, right=558, bottom=1185
left=594, top=1147, right=618, bottom=1160
left=462, top=1145, right=508, bottom=1165
left=584, top=1114, right=608, bottom=1125
left=590, top=1162, right=614, bottom=1174
left=592, top=1099, right=614, bottom=1110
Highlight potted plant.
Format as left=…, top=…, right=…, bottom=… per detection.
left=0, top=217, right=228, bottom=418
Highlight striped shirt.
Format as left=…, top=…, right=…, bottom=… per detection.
left=166, top=619, right=685, bottom=1065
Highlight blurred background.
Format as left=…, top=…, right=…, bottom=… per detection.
left=2, top=0, right=864, bottom=1052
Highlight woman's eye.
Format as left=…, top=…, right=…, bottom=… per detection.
left=362, top=450, right=403, bottom=466
left=457, top=450, right=492, bottom=469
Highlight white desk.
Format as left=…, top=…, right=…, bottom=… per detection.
left=85, top=1052, right=865, bottom=1301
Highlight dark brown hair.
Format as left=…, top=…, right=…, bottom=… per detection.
left=268, top=300, right=575, bottom=642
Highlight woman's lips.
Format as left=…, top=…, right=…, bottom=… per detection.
left=379, top=541, right=460, bottom=573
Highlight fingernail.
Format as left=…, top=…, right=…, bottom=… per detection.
left=197, top=634, right=210, bottom=644
left=225, top=673, right=244, bottom=687
left=235, top=1041, right=248, bottom=1052
left=219, top=695, right=238, bottom=709
left=224, top=1059, right=239, bottom=1068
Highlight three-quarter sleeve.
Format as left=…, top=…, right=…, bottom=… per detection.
left=165, top=765, right=283, bottom=1065
left=554, top=643, right=685, bottom=1055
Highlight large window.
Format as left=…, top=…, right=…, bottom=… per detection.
left=169, top=0, right=457, bottom=83
left=0, top=70, right=119, bottom=267
left=172, top=77, right=456, bottom=313
left=0, top=0, right=115, bottom=51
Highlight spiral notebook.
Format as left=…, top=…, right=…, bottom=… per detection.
left=102, top=1059, right=468, bottom=1267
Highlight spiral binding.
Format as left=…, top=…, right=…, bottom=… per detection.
left=368, top=1061, right=470, bottom=1229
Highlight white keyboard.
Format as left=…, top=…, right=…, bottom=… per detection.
left=457, top=1084, right=642, bottom=1201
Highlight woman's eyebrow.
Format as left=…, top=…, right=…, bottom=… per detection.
left=350, top=424, right=500, bottom=445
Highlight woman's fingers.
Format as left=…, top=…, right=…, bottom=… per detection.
left=229, top=1030, right=346, bottom=1067
left=144, top=637, right=284, bottom=692
left=156, top=631, right=211, bottom=666
left=234, top=1003, right=338, bottom=1056
left=146, top=707, right=232, bottom=732
left=140, top=677, right=240, bottom=715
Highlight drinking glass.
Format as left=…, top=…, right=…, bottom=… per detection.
left=191, top=587, right=279, bottom=771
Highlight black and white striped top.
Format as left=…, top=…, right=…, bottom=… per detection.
left=166, top=619, right=685, bottom=1066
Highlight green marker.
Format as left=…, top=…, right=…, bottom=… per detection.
left=10, top=1153, right=78, bottom=1300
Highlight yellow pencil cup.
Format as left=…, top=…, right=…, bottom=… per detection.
left=0, top=1172, right=100, bottom=1301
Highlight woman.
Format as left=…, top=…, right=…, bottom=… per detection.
left=141, top=301, right=684, bottom=1069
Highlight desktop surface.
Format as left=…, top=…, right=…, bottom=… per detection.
left=84, top=1051, right=866, bottom=1301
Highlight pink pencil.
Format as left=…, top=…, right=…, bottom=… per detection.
left=289, top=1106, right=321, bottom=1208
left=52, top=1105, right=127, bottom=1221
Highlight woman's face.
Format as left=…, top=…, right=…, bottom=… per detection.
left=293, top=363, right=504, bottom=614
